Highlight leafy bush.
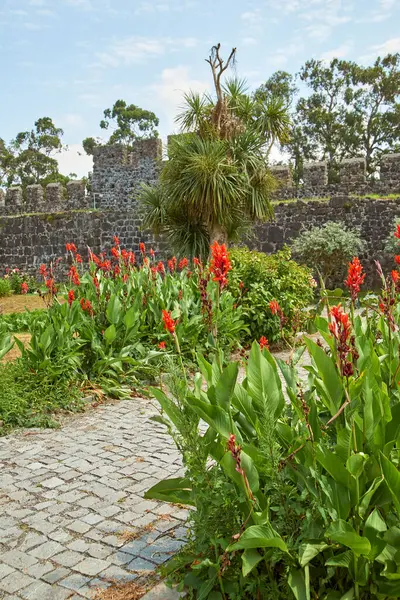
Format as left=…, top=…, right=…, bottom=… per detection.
left=146, top=290, right=400, bottom=599
left=292, top=221, right=365, bottom=285
left=0, top=360, right=84, bottom=431
left=0, top=278, right=11, bottom=298
left=0, top=309, right=46, bottom=333
left=229, top=246, right=315, bottom=343
left=5, top=269, right=36, bottom=294
left=14, top=240, right=245, bottom=398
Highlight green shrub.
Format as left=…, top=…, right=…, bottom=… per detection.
left=6, top=269, right=37, bottom=294
left=292, top=221, right=365, bottom=285
left=147, top=296, right=400, bottom=599
left=0, top=309, right=47, bottom=333
left=0, top=278, right=11, bottom=298
left=229, top=246, right=315, bottom=343
left=0, top=359, right=84, bottom=431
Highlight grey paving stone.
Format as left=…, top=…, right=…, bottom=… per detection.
left=42, top=567, right=71, bottom=584
left=85, top=544, right=112, bottom=560
left=99, top=565, right=137, bottom=581
left=0, top=571, right=35, bottom=594
left=58, top=573, right=92, bottom=593
left=25, top=561, right=54, bottom=578
left=29, top=541, right=65, bottom=560
left=128, top=557, right=156, bottom=572
left=52, top=550, right=83, bottom=568
left=0, top=564, right=15, bottom=580
left=80, top=514, right=103, bottom=526
left=1, top=550, right=38, bottom=571
left=41, top=477, right=65, bottom=489
left=20, top=580, right=72, bottom=599
left=66, top=521, right=91, bottom=534
left=73, top=557, right=110, bottom=577
left=142, top=583, right=184, bottom=600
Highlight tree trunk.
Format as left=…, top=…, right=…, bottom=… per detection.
left=210, top=223, right=228, bottom=247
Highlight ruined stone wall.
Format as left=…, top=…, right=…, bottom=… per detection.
left=270, top=154, right=400, bottom=199
left=1, top=141, right=400, bottom=282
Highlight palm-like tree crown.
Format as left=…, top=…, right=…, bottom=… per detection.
left=140, top=44, right=291, bottom=258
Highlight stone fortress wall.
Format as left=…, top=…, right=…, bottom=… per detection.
left=1, top=137, right=400, bottom=283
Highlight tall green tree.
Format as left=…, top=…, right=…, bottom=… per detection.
left=140, top=44, right=290, bottom=257
left=1, top=117, right=68, bottom=188
left=82, top=99, right=159, bottom=155
left=343, top=53, right=400, bottom=174
left=254, top=70, right=298, bottom=108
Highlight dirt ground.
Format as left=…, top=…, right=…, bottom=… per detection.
left=0, top=294, right=45, bottom=314
left=1, top=333, right=31, bottom=364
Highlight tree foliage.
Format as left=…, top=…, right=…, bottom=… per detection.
left=1, top=117, right=69, bottom=188
left=82, top=99, right=159, bottom=155
left=255, top=53, right=400, bottom=183
left=140, top=44, right=290, bottom=257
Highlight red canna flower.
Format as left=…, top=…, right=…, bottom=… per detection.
left=150, top=248, right=155, bottom=258
left=113, top=235, right=120, bottom=247
left=158, top=341, right=166, bottom=350
left=239, top=281, right=244, bottom=290
left=114, top=265, right=121, bottom=277
left=75, top=253, right=82, bottom=264
left=80, top=298, right=93, bottom=315
left=178, top=257, right=188, bottom=270
left=68, top=289, right=75, bottom=306
left=68, top=265, right=80, bottom=286
left=193, top=257, right=202, bottom=267
left=210, top=242, right=231, bottom=289
left=111, top=247, right=119, bottom=259
left=395, top=256, right=400, bottom=265
left=157, top=261, right=165, bottom=274
left=328, top=304, right=356, bottom=377
left=344, top=257, right=365, bottom=302
left=395, top=224, right=400, bottom=239
left=93, top=276, right=99, bottom=289
left=66, top=242, right=77, bottom=253
left=259, top=336, right=269, bottom=350
left=39, top=264, right=48, bottom=277
left=269, top=299, right=281, bottom=315
left=21, top=282, right=28, bottom=294
left=392, top=270, right=399, bottom=284
left=162, top=310, right=176, bottom=334
left=168, top=257, right=177, bottom=273
left=139, top=242, right=146, bottom=255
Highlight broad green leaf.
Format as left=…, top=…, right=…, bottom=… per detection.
left=242, top=548, right=263, bottom=576
left=346, top=453, right=368, bottom=479
left=364, top=508, right=387, bottom=560
left=221, top=451, right=259, bottom=495
left=227, top=524, right=288, bottom=553
left=316, top=448, right=353, bottom=491
left=247, top=341, right=284, bottom=417
left=288, top=568, right=308, bottom=600
left=103, top=324, right=116, bottom=345
left=187, top=395, right=240, bottom=440
left=123, top=306, right=136, bottom=330
left=358, top=477, right=383, bottom=518
left=326, top=520, right=371, bottom=556
left=150, top=387, right=182, bottom=430
left=381, top=452, right=400, bottom=516
left=325, top=550, right=353, bottom=568
left=377, top=577, right=400, bottom=597
left=383, top=527, right=400, bottom=550
left=215, top=362, right=239, bottom=411
left=299, top=543, right=329, bottom=567
left=144, top=477, right=194, bottom=506
left=340, top=590, right=355, bottom=600
left=106, top=294, right=121, bottom=325
left=305, top=337, right=344, bottom=414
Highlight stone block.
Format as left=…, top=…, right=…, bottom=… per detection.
left=270, top=165, right=292, bottom=187
left=339, top=157, right=366, bottom=187
left=5, top=186, right=23, bottom=208
left=26, top=184, right=44, bottom=206
left=380, top=153, right=400, bottom=186
left=303, top=161, right=328, bottom=187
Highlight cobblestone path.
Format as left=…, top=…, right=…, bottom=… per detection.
left=0, top=399, right=188, bottom=599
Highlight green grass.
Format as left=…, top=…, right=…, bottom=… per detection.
left=0, top=360, right=84, bottom=433
left=272, top=196, right=330, bottom=205
left=350, top=193, right=400, bottom=200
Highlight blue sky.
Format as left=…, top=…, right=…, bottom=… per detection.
left=1, top=0, right=399, bottom=176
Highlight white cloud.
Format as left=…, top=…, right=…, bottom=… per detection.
left=57, top=144, right=93, bottom=178
left=29, top=0, right=46, bottom=5
left=36, top=9, right=56, bottom=17
left=96, top=36, right=197, bottom=68
left=150, top=66, right=209, bottom=134
left=241, top=10, right=261, bottom=22
left=320, top=41, right=353, bottom=61
left=134, top=0, right=196, bottom=14
left=10, top=9, right=29, bottom=16
left=267, top=41, right=304, bottom=68
left=370, top=37, right=400, bottom=55
left=23, top=22, right=44, bottom=29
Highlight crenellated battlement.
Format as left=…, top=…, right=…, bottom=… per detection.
left=0, top=180, right=90, bottom=215
left=270, top=154, right=400, bottom=198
